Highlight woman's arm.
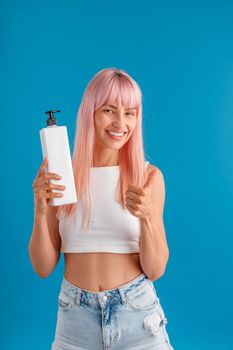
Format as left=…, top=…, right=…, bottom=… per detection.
left=139, top=165, right=169, bottom=280
left=28, top=206, right=61, bottom=278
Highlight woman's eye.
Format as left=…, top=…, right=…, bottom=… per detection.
left=103, top=109, right=135, bottom=116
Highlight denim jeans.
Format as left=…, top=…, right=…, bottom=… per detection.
left=51, top=273, right=174, bottom=349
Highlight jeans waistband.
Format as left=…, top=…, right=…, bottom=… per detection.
left=59, top=272, right=151, bottom=307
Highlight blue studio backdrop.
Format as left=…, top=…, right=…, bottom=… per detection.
left=1, top=0, right=233, bottom=349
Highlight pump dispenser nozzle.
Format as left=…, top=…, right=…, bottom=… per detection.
left=45, top=110, right=60, bottom=126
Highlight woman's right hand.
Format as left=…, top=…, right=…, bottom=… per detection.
left=32, top=156, right=66, bottom=216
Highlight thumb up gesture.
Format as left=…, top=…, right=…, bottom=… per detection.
left=125, top=168, right=158, bottom=220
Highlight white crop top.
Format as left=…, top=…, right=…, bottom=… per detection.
left=59, top=161, right=150, bottom=253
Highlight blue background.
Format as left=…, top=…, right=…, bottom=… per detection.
left=1, top=0, right=233, bottom=349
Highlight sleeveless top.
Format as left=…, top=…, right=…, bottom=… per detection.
left=59, top=161, right=150, bottom=253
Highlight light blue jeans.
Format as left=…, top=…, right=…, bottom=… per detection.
left=51, top=273, right=174, bottom=349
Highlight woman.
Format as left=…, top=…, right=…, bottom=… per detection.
left=29, top=67, right=174, bottom=349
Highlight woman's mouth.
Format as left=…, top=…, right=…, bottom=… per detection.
left=105, top=130, right=127, bottom=140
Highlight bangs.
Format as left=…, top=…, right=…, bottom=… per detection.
left=96, top=74, right=141, bottom=111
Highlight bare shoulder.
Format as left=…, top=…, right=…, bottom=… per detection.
left=146, top=163, right=166, bottom=214
left=147, top=163, right=165, bottom=181
left=46, top=205, right=61, bottom=252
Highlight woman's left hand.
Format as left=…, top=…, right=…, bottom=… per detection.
left=125, top=169, right=157, bottom=220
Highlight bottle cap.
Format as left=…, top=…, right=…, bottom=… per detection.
left=44, top=110, right=60, bottom=126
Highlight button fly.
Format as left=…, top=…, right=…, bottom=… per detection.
left=102, top=295, right=108, bottom=301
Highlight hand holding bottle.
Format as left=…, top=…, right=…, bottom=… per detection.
left=32, top=156, right=66, bottom=216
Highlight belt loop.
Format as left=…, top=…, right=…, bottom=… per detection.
left=75, top=289, right=81, bottom=306
left=118, top=287, right=127, bottom=305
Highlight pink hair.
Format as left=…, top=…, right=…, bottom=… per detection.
left=56, top=67, right=149, bottom=229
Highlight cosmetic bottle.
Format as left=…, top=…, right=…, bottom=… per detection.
left=39, top=110, right=77, bottom=206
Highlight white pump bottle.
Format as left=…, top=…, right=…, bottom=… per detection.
left=39, top=110, right=77, bottom=206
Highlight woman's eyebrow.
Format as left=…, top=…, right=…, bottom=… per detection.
left=105, top=104, right=136, bottom=110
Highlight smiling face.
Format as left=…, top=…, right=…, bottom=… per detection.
left=94, top=98, right=137, bottom=167
left=94, top=95, right=138, bottom=153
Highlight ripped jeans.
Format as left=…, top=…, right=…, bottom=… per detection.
left=51, top=273, right=174, bottom=350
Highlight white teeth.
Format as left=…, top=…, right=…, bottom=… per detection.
left=107, top=130, right=124, bottom=137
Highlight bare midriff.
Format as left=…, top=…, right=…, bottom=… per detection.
left=63, top=252, right=144, bottom=292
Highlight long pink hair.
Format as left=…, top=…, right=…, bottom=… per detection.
left=56, top=67, right=149, bottom=229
